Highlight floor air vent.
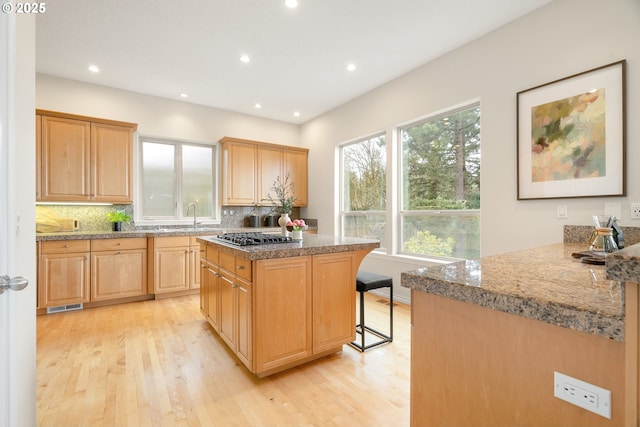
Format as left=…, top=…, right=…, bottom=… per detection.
left=47, top=303, right=83, bottom=314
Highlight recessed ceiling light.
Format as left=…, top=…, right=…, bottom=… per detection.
left=180, top=93, right=188, bottom=98
left=346, top=63, right=356, bottom=72
left=254, top=103, right=262, bottom=109
left=88, top=65, right=100, bottom=73
left=293, top=111, right=300, bottom=117
left=285, top=0, right=298, bottom=8
left=240, top=55, right=251, bottom=63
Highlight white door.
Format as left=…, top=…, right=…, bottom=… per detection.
left=1, top=8, right=37, bottom=427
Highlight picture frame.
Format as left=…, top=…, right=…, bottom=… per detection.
left=517, top=60, right=626, bottom=200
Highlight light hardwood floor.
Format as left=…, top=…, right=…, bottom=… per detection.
left=37, top=293, right=410, bottom=426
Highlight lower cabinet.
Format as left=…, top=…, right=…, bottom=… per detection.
left=91, top=238, right=147, bottom=301
left=38, top=240, right=91, bottom=307
left=38, top=237, right=148, bottom=309
left=150, top=236, right=201, bottom=294
left=254, top=256, right=312, bottom=373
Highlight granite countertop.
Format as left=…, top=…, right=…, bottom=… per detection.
left=197, top=234, right=380, bottom=261
left=35, top=227, right=290, bottom=241
left=401, top=243, right=624, bottom=341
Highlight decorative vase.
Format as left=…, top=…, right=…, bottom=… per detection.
left=292, top=230, right=303, bottom=241
left=112, top=222, right=122, bottom=232
left=279, top=213, right=291, bottom=236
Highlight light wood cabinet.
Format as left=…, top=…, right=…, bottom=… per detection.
left=37, top=110, right=137, bottom=203
left=221, top=140, right=257, bottom=205
left=312, top=253, right=355, bottom=353
left=254, top=256, right=313, bottom=373
left=38, top=240, right=91, bottom=307
left=150, top=236, right=202, bottom=295
left=90, top=238, right=147, bottom=301
left=284, top=148, right=308, bottom=207
left=203, top=247, right=253, bottom=370
left=220, top=136, right=308, bottom=207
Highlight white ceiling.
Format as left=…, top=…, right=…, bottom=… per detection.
left=36, top=0, right=552, bottom=124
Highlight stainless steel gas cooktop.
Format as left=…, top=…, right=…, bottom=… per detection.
left=216, top=232, right=292, bottom=246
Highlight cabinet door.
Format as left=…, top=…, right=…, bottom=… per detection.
left=254, top=256, right=312, bottom=373
left=38, top=252, right=90, bottom=307
left=236, top=277, right=252, bottom=369
left=36, top=115, right=41, bottom=200
left=312, top=252, right=356, bottom=353
left=218, top=269, right=236, bottom=350
left=91, top=249, right=147, bottom=301
left=206, top=262, right=220, bottom=332
left=154, top=246, right=190, bottom=293
left=222, top=141, right=257, bottom=205
left=41, top=116, right=91, bottom=201
left=284, top=149, right=308, bottom=207
left=90, top=122, right=133, bottom=203
left=189, top=238, right=201, bottom=289
left=257, top=145, right=283, bottom=205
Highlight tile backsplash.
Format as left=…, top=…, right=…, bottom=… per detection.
left=36, top=205, right=308, bottom=232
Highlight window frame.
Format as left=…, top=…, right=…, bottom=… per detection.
left=397, top=102, right=481, bottom=261
left=338, top=132, right=388, bottom=251
left=135, top=135, right=220, bottom=226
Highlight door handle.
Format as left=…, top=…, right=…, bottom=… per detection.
left=0, top=275, right=29, bottom=294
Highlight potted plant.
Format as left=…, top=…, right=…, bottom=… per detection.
left=266, top=173, right=297, bottom=235
left=106, top=209, right=131, bottom=232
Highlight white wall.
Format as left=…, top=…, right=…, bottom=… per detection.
left=36, top=74, right=300, bottom=147
left=301, top=0, right=640, bottom=303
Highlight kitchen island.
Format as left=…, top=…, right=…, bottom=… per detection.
left=197, top=233, right=379, bottom=377
left=402, top=242, right=635, bottom=427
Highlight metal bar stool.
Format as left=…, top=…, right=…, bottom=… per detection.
left=349, top=270, right=393, bottom=351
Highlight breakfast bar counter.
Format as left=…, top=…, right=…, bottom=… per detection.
left=402, top=242, right=638, bottom=427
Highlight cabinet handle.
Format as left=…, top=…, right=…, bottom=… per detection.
left=116, top=242, right=121, bottom=246
left=63, top=244, right=69, bottom=248
left=232, top=284, right=238, bottom=288
left=237, top=265, right=245, bottom=270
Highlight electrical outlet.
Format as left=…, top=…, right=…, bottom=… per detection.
left=554, top=372, right=611, bottom=419
left=631, top=203, right=640, bottom=219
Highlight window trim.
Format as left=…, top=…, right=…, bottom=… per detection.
left=135, top=135, right=220, bottom=226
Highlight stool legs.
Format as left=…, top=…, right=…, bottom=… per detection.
left=350, top=289, right=393, bottom=352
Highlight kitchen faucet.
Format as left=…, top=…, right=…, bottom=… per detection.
left=186, top=202, right=197, bottom=229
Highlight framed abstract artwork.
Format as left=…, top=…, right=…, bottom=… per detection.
left=517, top=60, right=626, bottom=200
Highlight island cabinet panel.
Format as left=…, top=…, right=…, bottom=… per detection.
left=235, top=276, right=252, bottom=368
left=312, top=252, right=356, bottom=353
left=254, top=256, right=313, bottom=374
left=218, top=269, right=237, bottom=349
left=410, top=290, right=625, bottom=427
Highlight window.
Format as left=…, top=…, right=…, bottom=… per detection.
left=340, top=134, right=387, bottom=249
left=400, top=104, right=480, bottom=259
left=139, top=137, right=218, bottom=222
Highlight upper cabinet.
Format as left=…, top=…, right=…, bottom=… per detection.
left=36, top=110, right=137, bottom=203
left=220, top=137, right=308, bottom=207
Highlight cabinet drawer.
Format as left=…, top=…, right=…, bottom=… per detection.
left=41, top=239, right=90, bottom=254
left=235, top=257, right=252, bottom=282
left=205, top=244, right=219, bottom=264
left=219, top=251, right=235, bottom=272
left=153, top=236, right=190, bottom=248
left=91, top=237, right=147, bottom=251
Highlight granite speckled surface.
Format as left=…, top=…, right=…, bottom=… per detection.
left=606, top=243, right=640, bottom=283
left=197, top=234, right=380, bottom=261
left=402, top=243, right=624, bottom=341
